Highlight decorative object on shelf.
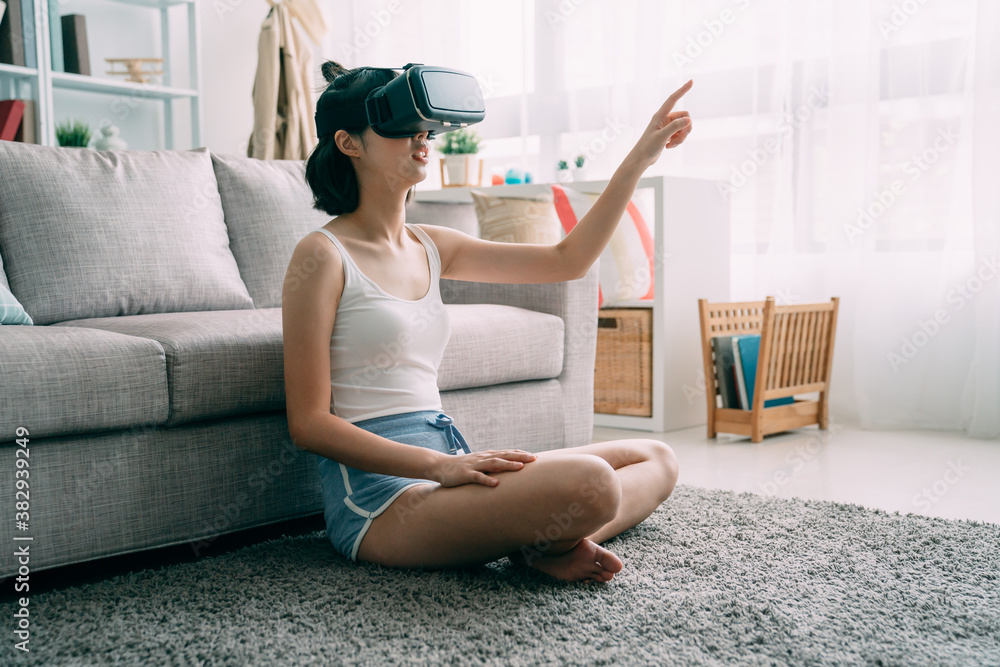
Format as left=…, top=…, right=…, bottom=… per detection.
left=61, top=13, right=90, bottom=75
left=0, top=98, right=25, bottom=141
left=55, top=118, right=92, bottom=147
left=105, top=58, right=163, bottom=84
left=570, top=154, right=589, bottom=181
left=93, top=122, right=126, bottom=150
left=698, top=296, right=840, bottom=443
left=551, top=183, right=655, bottom=307
left=595, top=307, right=653, bottom=417
left=556, top=159, right=573, bottom=182
left=437, top=127, right=483, bottom=187
left=469, top=190, right=562, bottom=245
left=503, top=167, right=525, bottom=184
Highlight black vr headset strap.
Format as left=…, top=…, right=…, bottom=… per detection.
left=316, top=64, right=420, bottom=138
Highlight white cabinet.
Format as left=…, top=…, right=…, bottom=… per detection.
left=0, top=0, right=201, bottom=148
left=414, top=175, right=731, bottom=433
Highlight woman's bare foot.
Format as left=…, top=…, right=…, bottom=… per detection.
left=506, top=538, right=624, bottom=583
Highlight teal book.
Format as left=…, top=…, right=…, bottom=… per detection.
left=734, top=334, right=795, bottom=410
left=47, top=0, right=62, bottom=72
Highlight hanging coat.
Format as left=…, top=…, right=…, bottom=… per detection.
left=248, top=0, right=327, bottom=160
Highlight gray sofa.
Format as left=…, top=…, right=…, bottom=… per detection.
left=0, top=141, right=599, bottom=579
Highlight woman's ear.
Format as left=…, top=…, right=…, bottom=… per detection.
left=334, top=129, right=362, bottom=158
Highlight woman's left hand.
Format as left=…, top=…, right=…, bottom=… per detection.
left=626, top=79, right=694, bottom=170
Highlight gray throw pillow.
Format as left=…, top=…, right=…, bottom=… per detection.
left=211, top=153, right=332, bottom=309
left=0, top=142, right=253, bottom=325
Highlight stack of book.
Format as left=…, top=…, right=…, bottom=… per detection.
left=1, top=1, right=88, bottom=73
left=711, top=334, right=795, bottom=410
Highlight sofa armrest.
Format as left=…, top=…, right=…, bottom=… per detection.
left=439, top=261, right=599, bottom=449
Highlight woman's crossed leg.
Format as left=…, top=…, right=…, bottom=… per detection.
left=355, top=439, right=678, bottom=583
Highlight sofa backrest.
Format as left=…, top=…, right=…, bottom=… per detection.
left=210, top=153, right=331, bottom=309
left=0, top=142, right=253, bottom=325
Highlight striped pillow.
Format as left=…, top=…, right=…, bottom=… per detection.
left=0, top=283, right=33, bottom=325
left=551, top=184, right=655, bottom=307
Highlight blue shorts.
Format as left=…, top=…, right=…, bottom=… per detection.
left=313, top=410, right=472, bottom=563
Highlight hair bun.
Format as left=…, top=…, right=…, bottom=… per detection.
left=321, top=61, right=348, bottom=84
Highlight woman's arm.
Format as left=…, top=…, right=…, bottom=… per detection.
left=558, top=79, right=694, bottom=279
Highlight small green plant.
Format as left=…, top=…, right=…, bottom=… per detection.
left=557, top=159, right=569, bottom=170
left=574, top=154, right=587, bottom=168
left=436, top=127, right=482, bottom=154
left=55, top=119, right=93, bottom=147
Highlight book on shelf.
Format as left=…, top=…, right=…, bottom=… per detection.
left=710, top=336, right=739, bottom=409
left=61, top=13, right=88, bottom=75
left=730, top=334, right=795, bottom=410
left=13, top=97, right=35, bottom=142
left=0, top=0, right=23, bottom=66
left=0, top=98, right=25, bottom=141
left=19, top=0, right=33, bottom=68
left=47, top=0, right=62, bottom=71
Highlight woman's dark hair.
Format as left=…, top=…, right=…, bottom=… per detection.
left=306, top=61, right=415, bottom=216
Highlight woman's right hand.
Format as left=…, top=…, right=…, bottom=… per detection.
left=430, top=449, right=537, bottom=488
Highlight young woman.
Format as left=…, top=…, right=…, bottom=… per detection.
left=283, top=61, right=693, bottom=584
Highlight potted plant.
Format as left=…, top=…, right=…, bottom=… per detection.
left=55, top=119, right=93, bottom=147
left=437, top=128, right=483, bottom=186
left=556, top=159, right=572, bottom=183
left=570, top=154, right=589, bottom=181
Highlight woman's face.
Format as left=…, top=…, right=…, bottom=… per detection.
left=352, top=128, right=431, bottom=193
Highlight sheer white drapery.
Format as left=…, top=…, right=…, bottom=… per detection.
left=322, top=0, right=999, bottom=437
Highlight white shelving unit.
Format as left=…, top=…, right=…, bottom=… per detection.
left=0, top=0, right=201, bottom=148
left=414, top=175, right=731, bottom=433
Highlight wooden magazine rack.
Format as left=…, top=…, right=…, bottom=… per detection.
left=698, top=296, right=840, bottom=443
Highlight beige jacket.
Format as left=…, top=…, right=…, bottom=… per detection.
left=248, top=0, right=327, bottom=160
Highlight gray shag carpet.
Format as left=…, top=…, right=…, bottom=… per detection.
left=3, top=484, right=999, bottom=666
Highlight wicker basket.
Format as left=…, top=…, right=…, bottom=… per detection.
left=594, top=307, right=653, bottom=416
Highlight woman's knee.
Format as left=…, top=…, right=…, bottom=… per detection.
left=558, top=454, right=622, bottom=525
left=647, top=440, right=679, bottom=499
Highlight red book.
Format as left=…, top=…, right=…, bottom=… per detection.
left=0, top=99, right=25, bottom=141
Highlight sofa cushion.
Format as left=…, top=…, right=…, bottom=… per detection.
left=0, top=326, right=168, bottom=439
left=404, top=200, right=480, bottom=238
left=438, top=303, right=564, bottom=390
left=53, top=309, right=286, bottom=427
left=0, top=142, right=254, bottom=325
left=210, top=153, right=331, bottom=309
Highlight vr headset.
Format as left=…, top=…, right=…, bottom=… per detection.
left=315, top=63, right=486, bottom=140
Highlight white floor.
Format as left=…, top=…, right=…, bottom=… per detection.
left=591, top=420, right=1000, bottom=526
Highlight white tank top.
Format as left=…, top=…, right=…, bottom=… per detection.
left=311, top=223, right=451, bottom=424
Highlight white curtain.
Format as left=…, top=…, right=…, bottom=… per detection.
left=323, top=0, right=999, bottom=438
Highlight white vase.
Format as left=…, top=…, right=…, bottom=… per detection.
left=570, top=166, right=589, bottom=182
left=443, top=154, right=478, bottom=185
left=556, top=169, right=573, bottom=183
left=94, top=124, right=128, bottom=151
